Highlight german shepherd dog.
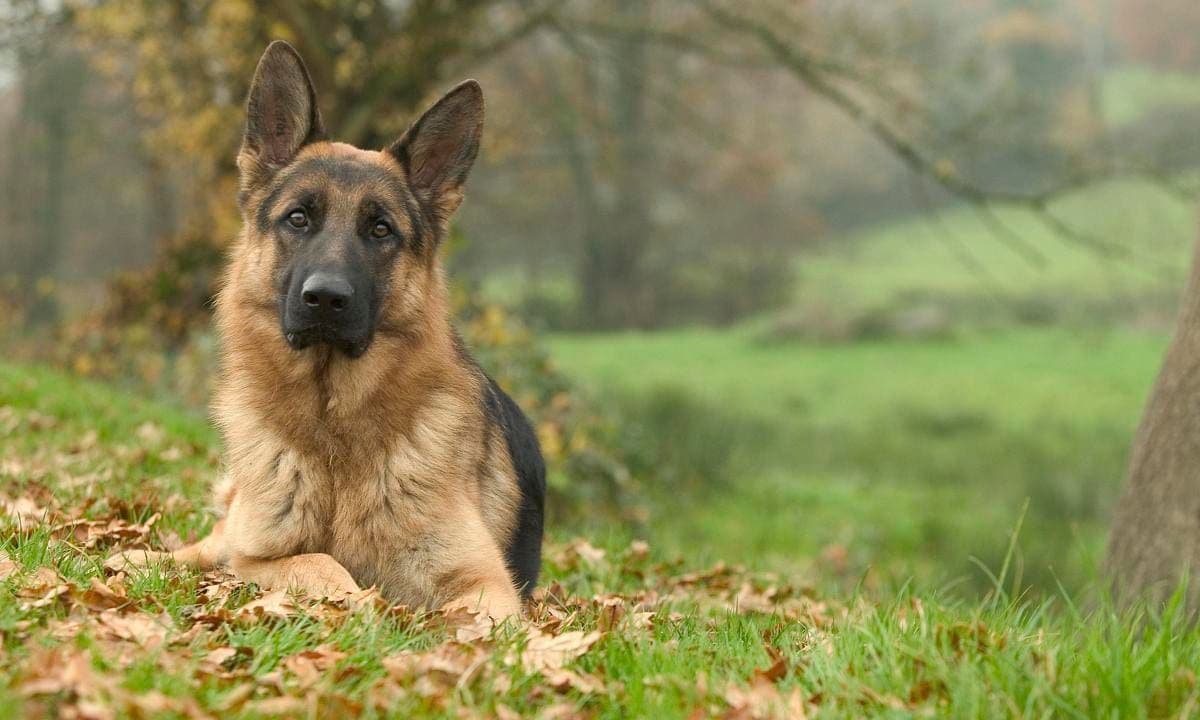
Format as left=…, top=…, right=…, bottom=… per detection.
left=113, top=42, right=545, bottom=620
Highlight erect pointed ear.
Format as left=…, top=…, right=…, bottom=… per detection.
left=387, top=80, right=484, bottom=222
left=237, top=41, right=325, bottom=201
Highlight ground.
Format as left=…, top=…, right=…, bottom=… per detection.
left=2, top=362, right=1200, bottom=718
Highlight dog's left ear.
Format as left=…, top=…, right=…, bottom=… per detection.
left=238, top=41, right=325, bottom=203
left=388, top=80, right=484, bottom=222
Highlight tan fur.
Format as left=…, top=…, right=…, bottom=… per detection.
left=114, top=141, right=524, bottom=620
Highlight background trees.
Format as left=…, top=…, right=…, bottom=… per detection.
left=2, top=0, right=1146, bottom=331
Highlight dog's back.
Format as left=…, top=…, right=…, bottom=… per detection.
left=479, top=369, right=546, bottom=594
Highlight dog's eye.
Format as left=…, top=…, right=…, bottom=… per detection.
left=287, top=210, right=308, bottom=229
left=370, top=221, right=391, bottom=239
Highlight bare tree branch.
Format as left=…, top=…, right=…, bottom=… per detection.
left=695, top=1, right=1187, bottom=277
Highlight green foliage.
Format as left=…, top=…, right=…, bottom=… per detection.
left=604, top=385, right=774, bottom=499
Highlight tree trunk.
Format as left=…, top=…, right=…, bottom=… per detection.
left=23, top=42, right=81, bottom=326
left=1107, top=231, right=1200, bottom=608
left=577, top=0, right=655, bottom=330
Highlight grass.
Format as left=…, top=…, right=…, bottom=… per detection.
left=4, top=361, right=1200, bottom=717
left=548, top=326, right=1167, bottom=597
left=1102, top=64, right=1200, bottom=127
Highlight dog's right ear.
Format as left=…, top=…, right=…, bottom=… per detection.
left=237, top=41, right=325, bottom=203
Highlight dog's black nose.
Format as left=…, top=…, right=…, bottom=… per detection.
left=301, top=273, right=353, bottom=314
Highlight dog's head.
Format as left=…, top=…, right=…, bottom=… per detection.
left=233, top=41, right=481, bottom=359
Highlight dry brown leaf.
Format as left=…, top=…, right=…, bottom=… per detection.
left=26, top=565, right=62, bottom=587
left=753, top=646, right=788, bottom=684
left=75, top=577, right=128, bottom=611
left=724, top=678, right=807, bottom=719
left=495, top=704, right=523, bottom=720
left=19, top=648, right=100, bottom=698
left=543, top=668, right=606, bottom=695
left=94, top=610, right=169, bottom=648
left=215, top=684, right=256, bottom=712
left=46, top=617, right=86, bottom=641
left=538, top=702, right=590, bottom=720
left=440, top=605, right=497, bottom=643
left=0, top=552, right=18, bottom=580
left=74, top=429, right=99, bottom=452
left=283, top=643, right=347, bottom=689
left=57, top=513, right=160, bottom=551
left=514, top=629, right=602, bottom=674
left=594, top=595, right=625, bottom=632
left=103, top=548, right=171, bottom=573
left=246, top=695, right=309, bottom=716
left=1, top=496, right=46, bottom=525
left=135, top=421, right=165, bottom=445
left=382, top=642, right=489, bottom=697
left=239, top=589, right=297, bottom=619
left=170, top=623, right=207, bottom=647
left=72, top=700, right=118, bottom=720
left=17, top=566, right=70, bottom=610
left=201, top=646, right=239, bottom=669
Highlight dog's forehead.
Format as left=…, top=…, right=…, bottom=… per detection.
left=284, top=142, right=404, bottom=194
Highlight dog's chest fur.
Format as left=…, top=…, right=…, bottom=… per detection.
left=217, top=360, right=520, bottom=608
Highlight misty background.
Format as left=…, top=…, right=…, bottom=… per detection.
left=3, top=0, right=1200, bottom=597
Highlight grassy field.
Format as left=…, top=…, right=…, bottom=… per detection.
left=5, top=362, right=1200, bottom=717
left=548, top=326, right=1167, bottom=597
left=1101, top=65, right=1200, bottom=127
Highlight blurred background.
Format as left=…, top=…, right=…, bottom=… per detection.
left=2, top=0, right=1198, bottom=598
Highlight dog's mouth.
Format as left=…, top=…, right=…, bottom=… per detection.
left=284, top=327, right=372, bottom=359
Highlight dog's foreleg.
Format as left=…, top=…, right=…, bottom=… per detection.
left=432, top=509, right=523, bottom=622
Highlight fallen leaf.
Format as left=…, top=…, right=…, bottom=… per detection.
left=0, top=552, right=18, bottom=580
left=753, top=645, right=788, bottom=684
left=283, top=643, right=347, bottom=689
left=17, top=566, right=70, bottom=610
left=543, top=668, right=606, bottom=694
left=724, top=677, right=807, bottom=719
left=136, top=421, right=165, bottom=445
left=75, top=577, right=128, bottom=611
left=1, top=496, right=46, bottom=525
left=239, top=589, right=297, bottom=619
left=94, top=610, right=169, bottom=648
left=513, top=630, right=602, bottom=673
left=202, top=646, right=239, bottom=669
left=57, top=513, right=160, bottom=551
left=246, top=695, right=309, bottom=716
